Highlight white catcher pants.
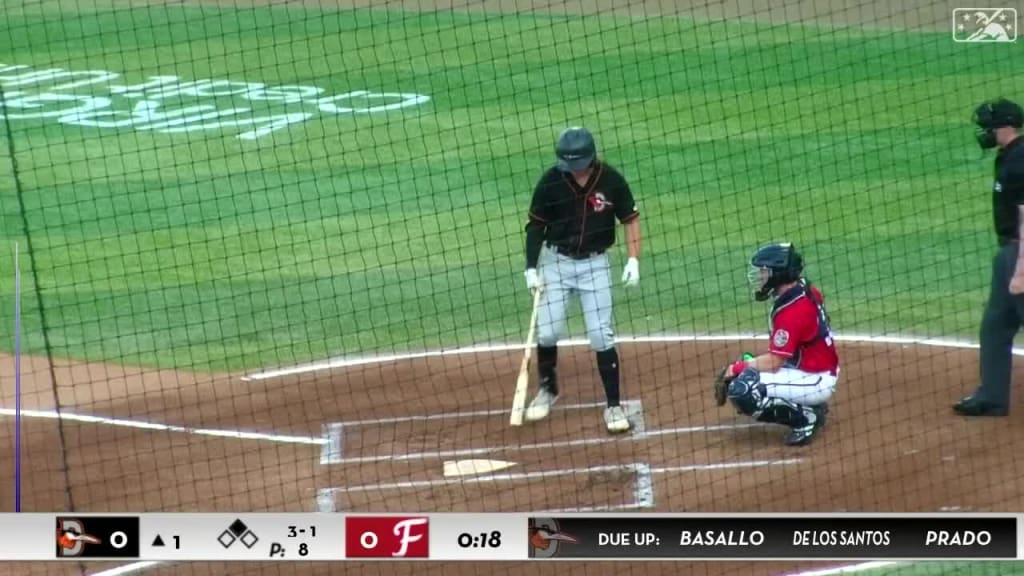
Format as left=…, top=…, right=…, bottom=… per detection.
left=761, top=367, right=838, bottom=407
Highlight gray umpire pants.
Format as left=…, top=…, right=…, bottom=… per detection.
left=977, top=241, right=1024, bottom=407
left=536, top=245, right=615, bottom=352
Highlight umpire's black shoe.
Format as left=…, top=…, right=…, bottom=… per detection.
left=953, top=395, right=1008, bottom=417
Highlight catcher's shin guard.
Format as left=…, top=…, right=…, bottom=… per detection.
left=758, top=398, right=811, bottom=428
left=727, top=367, right=764, bottom=416
left=727, top=367, right=811, bottom=428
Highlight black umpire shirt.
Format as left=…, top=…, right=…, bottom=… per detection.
left=993, top=135, right=1024, bottom=244
left=525, top=161, right=639, bottom=269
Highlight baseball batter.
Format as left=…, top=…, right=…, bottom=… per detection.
left=522, top=127, right=642, bottom=434
left=713, top=243, right=839, bottom=446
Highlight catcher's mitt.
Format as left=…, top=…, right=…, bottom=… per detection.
left=713, top=366, right=733, bottom=406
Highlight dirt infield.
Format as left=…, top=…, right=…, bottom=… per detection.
left=2, top=337, right=1024, bottom=575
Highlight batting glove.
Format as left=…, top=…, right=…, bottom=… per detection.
left=621, top=257, right=639, bottom=287
left=524, top=268, right=541, bottom=293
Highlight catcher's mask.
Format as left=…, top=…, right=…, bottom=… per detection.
left=973, top=98, right=1023, bottom=149
left=747, top=243, right=803, bottom=301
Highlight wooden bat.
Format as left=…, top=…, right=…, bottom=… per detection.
left=509, top=285, right=543, bottom=426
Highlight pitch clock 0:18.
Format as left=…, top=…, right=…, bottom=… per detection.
left=457, top=530, right=503, bottom=548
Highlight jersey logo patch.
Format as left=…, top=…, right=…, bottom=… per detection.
left=772, top=329, right=790, bottom=348
left=587, top=191, right=613, bottom=213
left=994, top=181, right=1002, bottom=194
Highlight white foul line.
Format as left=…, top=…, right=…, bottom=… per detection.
left=240, top=332, right=1024, bottom=381
left=89, top=562, right=162, bottom=576
left=782, top=561, right=902, bottom=576
left=0, top=408, right=325, bottom=445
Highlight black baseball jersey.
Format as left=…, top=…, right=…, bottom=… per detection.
left=993, top=136, right=1024, bottom=243
left=525, top=162, right=639, bottom=267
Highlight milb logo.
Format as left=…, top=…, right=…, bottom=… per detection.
left=345, top=516, right=429, bottom=558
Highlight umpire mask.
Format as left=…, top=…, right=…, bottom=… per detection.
left=973, top=98, right=1024, bottom=149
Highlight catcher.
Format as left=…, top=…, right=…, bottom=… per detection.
left=713, top=243, right=839, bottom=446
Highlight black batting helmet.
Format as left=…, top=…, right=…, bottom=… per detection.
left=748, top=243, right=804, bottom=301
left=555, top=127, right=596, bottom=172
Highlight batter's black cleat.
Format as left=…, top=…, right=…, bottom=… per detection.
left=784, top=404, right=828, bottom=447
left=953, top=395, right=1008, bottom=417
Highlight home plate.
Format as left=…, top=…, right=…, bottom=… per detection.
left=443, top=459, right=516, bottom=477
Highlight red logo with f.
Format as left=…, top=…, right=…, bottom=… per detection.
left=346, top=516, right=429, bottom=558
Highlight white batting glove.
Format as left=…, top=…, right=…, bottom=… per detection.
left=621, top=257, right=639, bottom=287
left=524, top=268, right=541, bottom=293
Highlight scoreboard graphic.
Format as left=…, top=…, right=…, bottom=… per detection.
left=56, top=517, right=140, bottom=558
left=0, top=513, right=1016, bottom=562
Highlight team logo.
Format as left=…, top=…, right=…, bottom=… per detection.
left=773, top=329, right=790, bottom=348
left=57, top=520, right=102, bottom=557
left=345, top=516, right=429, bottom=558
left=952, top=8, right=1016, bottom=42
left=55, top=516, right=139, bottom=559
left=995, top=181, right=1003, bottom=194
left=529, top=517, right=577, bottom=558
left=587, top=192, right=613, bottom=213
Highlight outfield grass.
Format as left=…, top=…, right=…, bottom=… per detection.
left=0, top=3, right=1022, bottom=371
left=850, top=561, right=1024, bottom=576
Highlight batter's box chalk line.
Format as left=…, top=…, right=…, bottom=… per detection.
left=315, top=459, right=803, bottom=512
left=318, top=399, right=766, bottom=466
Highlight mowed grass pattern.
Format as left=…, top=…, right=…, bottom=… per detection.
left=850, top=561, right=1024, bottom=576
left=0, top=3, right=1022, bottom=371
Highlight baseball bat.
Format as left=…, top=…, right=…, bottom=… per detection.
left=509, top=285, right=543, bottom=426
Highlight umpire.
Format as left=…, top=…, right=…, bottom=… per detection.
left=955, top=98, right=1024, bottom=417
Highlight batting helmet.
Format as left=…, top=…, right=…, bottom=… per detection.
left=748, top=243, right=804, bottom=301
left=555, top=127, right=596, bottom=172
left=973, top=98, right=1023, bottom=149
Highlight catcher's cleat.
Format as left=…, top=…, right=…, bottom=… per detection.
left=604, top=405, right=631, bottom=433
left=784, top=404, right=828, bottom=447
left=525, top=388, right=558, bottom=422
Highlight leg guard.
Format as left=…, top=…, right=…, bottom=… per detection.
left=728, top=367, right=810, bottom=428
left=727, top=367, right=765, bottom=416
left=596, top=347, right=620, bottom=407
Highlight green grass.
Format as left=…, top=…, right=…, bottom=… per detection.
left=851, top=561, right=1024, bottom=576
left=0, top=3, right=1022, bottom=371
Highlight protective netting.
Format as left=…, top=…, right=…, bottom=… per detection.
left=1, top=1, right=1022, bottom=575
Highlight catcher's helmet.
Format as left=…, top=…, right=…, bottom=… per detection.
left=748, top=243, right=803, bottom=301
left=973, top=98, right=1023, bottom=149
left=555, top=127, right=596, bottom=172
